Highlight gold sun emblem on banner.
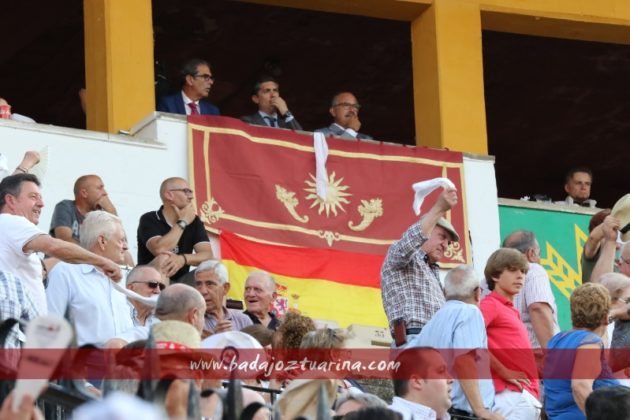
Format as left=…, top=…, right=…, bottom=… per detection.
left=304, top=172, right=352, bottom=217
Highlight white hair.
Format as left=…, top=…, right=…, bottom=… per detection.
left=79, top=210, right=122, bottom=250
left=444, top=265, right=480, bottom=300
left=246, top=270, right=276, bottom=292
left=195, top=259, right=229, bottom=284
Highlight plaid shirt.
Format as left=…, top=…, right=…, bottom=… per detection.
left=381, top=223, right=445, bottom=333
left=0, top=271, right=40, bottom=349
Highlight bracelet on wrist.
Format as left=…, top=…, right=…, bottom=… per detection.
left=16, top=166, right=28, bottom=173
left=182, top=254, right=188, bottom=265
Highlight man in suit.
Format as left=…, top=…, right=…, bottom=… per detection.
left=316, top=92, right=373, bottom=140
left=157, top=58, right=220, bottom=116
left=240, top=76, right=302, bottom=130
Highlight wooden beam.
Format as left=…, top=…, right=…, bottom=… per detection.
left=239, top=0, right=430, bottom=21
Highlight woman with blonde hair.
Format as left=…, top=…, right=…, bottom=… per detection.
left=544, top=283, right=620, bottom=420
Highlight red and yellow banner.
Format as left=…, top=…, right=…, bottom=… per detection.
left=188, top=116, right=469, bottom=327
left=188, top=116, right=469, bottom=262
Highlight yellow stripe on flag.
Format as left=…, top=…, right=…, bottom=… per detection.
left=224, top=260, right=388, bottom=328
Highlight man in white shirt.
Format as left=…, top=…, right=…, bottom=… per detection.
left=47, top=210, right=132, bottom=346
left=126, top=265, right=164, bottom=327
left=390, top=347, right=453, bottom=420
left=0, top=174, right=121, bottom=314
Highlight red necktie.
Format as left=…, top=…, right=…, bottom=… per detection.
left=188, top=102, right=199, bottom=115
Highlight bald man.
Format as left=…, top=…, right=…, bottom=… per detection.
left=137, top=177, right=213, bottom=282
left=315, top=92, right=373, bottom=140
left=50, top=174, right=118, bottom=244
left=50, top=174, right=134, bottom=266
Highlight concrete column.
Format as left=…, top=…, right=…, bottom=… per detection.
left=411, top=0, right=488, bottom=154
left=83, top=0, right=155, bottom=133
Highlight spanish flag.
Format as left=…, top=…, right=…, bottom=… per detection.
left=221, top=230, right=387, bottom=327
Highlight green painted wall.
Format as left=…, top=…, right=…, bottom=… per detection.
left=499, top=205, right=592, bottom=331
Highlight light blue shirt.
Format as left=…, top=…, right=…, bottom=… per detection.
left=408, top=300, right=495, bottom=414
left=47, top=263, right=134, bottom=347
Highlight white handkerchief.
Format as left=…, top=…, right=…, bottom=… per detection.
left=111, top=280, right=159, bottom=307
left=412, top=177, right=456, bottom=216
left=314, top=132, right=329, bottom=200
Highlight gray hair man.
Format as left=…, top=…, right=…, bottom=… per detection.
left=105, top=283, right=206, bottom=348
left=0, top=173, right=121, bottom=314
left=126, top=265, right=165, bottom=327
left=194, top=260, right=252, bottom=334
left=408, top=266, right=503, bottom=420
left=46, top=210, right=132, bottom=346
left=503, top=230, right=559, bottom=349
left=381, top=187, right=459, bottom=346
left=155, top=283, right=206, bottom=334
left=243, top=271, right=279, bottom=330
left=335, top=391, right=387, bottom=416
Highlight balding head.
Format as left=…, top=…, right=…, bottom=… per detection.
left=444, top=265, right=480, bottom=304
left=159, top=177, right=186, bottom=200
left=502, top=230, right=540, bottom=263
left=159, top=177, right=193, bottom=209
left=155, top=284, right=206, bottom=333
left=73, top=174, right=108, bottom=211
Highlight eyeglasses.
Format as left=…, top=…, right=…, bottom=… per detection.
left=169, top=188, right=194, bottom=195
left=619, top=256, right=630, bottom=266
left=131, top=281, right=166, bottom=291
left=333, top=102, right=361, bottom=110
left=193, top=74, right=215, bottom=82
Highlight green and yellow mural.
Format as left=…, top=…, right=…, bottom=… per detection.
left=499, top=203, right=594, bottom=331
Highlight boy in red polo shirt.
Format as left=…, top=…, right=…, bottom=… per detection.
left=481, top=248, right=541, bottom=420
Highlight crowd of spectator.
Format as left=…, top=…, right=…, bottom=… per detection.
left=0, top=94, right=628, bottom=420
left=379, top=185, right=630, bottom=420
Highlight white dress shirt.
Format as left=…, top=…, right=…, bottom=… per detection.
left=47, top=263, right=134, bottom=347
left=181, top=91, right=199, bottom=116
left=389, top=396, right=450, bottom=420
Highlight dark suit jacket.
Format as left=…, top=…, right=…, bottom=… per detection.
left=240, top=112, right=303, bottom=131
left=157, top=92, right=220, bottom=116
left=315, top=123, right=373, bottom=140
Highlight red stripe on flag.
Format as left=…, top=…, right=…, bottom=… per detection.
left=220, top=230, right=384, bottom=288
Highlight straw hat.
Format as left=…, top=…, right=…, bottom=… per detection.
left=152, top=320, right=201, bottom=349
left=274, top=379, right=337, bottom=420
left=612, top=194, right=630, bottom=242
left=201, top=331, right=263, bottom=350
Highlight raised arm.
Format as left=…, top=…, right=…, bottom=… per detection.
left=25, top=235, right=121, bottom=281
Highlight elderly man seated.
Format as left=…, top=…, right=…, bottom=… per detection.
left=243, top=271, right=279, bottom=330
left=194, top=260, right=252, bottom=335
left=126, top=265, right=165, bottom=327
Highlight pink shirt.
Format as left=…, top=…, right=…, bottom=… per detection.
left=480, top=291, right=540, bottom=398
